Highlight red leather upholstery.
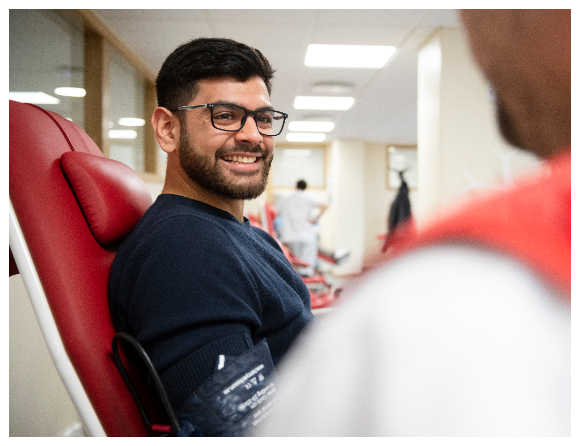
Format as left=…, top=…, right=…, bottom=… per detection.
left=9, top=100, right=154, bottom=436
left=61, top=152, right=152, bottom=245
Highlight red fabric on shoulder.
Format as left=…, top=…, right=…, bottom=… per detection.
left=61, top=152, right=152, bottom=245
left=388, top=150, right=571, bottom=298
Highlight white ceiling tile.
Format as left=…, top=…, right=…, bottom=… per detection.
left=312, top=25, right=408, bottom=46
left=207, top=9, right=319, bottom=24
left=317, top=9, right=431, bottom=26
left=211, top=22, right=315, bottom=49
left=85, top=9, right=461, bottom=145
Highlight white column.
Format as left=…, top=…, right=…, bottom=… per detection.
left=328, top=139, right=365, bottom=276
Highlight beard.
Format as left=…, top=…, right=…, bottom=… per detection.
left=178, top=128, right=273, bottom=201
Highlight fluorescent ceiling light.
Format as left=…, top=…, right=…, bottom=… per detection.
left=119, top=118, right=146, bottom=126
left=54, top=87, right=86, bottom=97
left=286, top=133, right=326, bottom=143
left=9, top=91, right=60, bottom=104
left=294, top=96, right=354, bottom=110
left=305, top=44, right=396, bottom=68
left=108, top=129, right=137, bottom=139
left=289, top=121, right=335, bottom=132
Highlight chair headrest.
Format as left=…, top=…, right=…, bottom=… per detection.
left=60, top=152, right=153, bottom=245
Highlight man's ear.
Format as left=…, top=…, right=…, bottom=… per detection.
left=152, top=107, right=180, bottom=154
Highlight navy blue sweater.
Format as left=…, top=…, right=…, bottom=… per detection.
left=108, top=194, right=314, bottom=409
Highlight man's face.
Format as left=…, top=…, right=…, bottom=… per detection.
left=460, top=10, right=527, bottom=148
left=177, top=76, right=275, bottom=200
left=460, top=10, right=571, bottom=154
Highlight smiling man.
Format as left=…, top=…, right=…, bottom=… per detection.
left=108, top=38, right=314, bottom=436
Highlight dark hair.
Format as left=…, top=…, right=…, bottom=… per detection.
left=156, top=37, right=275, bottom=111
left=297, top=179, right=307, bottom=190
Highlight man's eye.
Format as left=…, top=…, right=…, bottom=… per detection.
left=214, top=112, right=235, bottom=121
left=257, top=116, right=273, bottom=124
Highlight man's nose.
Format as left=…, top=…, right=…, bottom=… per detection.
left=235, top=114, right=264, bottom=146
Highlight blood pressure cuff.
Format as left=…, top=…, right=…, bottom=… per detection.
left=175, top=339, right=277, bottom=436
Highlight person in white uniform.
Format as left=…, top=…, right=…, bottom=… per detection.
left=275, top=179, right=327, bottom=277
left=256, top=9, right=571, bottom=436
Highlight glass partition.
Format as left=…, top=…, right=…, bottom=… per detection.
left=108, top=47, right=146, bottom=172
left=9, top=9, right=85, bottom=127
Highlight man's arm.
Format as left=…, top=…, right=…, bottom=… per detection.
left=309, top=203, right=327, bottom=225
left=117, top=221, right=265, bottom=411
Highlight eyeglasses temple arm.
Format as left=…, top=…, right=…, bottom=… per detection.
left=174, top=104, right=209, bottom=111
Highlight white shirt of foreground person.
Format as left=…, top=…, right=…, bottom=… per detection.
left=255, top=244, right=570, bottom=436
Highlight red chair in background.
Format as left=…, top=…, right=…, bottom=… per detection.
left=9, top=101, right=170, bottom=436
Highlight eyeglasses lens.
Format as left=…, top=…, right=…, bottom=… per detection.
left=211, top=104, right=285, bottom=136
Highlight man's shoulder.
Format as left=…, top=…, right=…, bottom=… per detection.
left=249, top=223, right=284, bottom=251
left=139, top=195, right=233, bottom=231
left=285, top=191, right=317, bottom=206
left=117, top=195, right=235, bottom=262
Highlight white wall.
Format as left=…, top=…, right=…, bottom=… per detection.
left=144, top=179, right=163, bottom=201
left=362, top=142, right=419, bottom=267
left=326, top=139, right=366, bottom=276
left=9, top=275, right=83, bottom=436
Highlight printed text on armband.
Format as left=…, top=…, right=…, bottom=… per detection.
left=238, top=382, right=276, bottom=413
left=222, top=364, right=265, bottom=395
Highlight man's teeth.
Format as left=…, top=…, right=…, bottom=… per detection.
left=223, top=155, right=257, bottom=164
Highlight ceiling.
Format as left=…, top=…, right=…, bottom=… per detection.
left=92, top=9, right=461, bottom=145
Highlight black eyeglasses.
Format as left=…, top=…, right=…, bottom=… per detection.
left=171, top=103, right=288, bottom=137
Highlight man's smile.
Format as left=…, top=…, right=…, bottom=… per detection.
left=221, top=154, right=259, bottom=164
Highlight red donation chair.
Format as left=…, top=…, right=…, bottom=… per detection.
left=9, top=100, right=171, bottom=436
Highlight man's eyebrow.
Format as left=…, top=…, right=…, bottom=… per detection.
left=211, top=101, right=275, bottom=111
left=211, top=101, right=238, bottom=106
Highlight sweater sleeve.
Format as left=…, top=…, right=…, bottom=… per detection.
left=120, top=215, right=266, bottom=409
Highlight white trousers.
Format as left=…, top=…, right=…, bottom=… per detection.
left=286, top=240, right=317, bottom=276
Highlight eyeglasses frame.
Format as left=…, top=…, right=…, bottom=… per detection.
left=171, top=103, right=288, bottom=137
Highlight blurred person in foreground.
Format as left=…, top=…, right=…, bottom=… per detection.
left=256, top=9, right=570, bottom=436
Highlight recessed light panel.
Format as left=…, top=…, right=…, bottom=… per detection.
left=305, top=44, right=396, bottom=68
left=9, top=91, right=60, bottom=104
left=108, top=129, right=137, bottom=139
left=289, top=121, right=335, bottom=132
left=294, top=96, right=354, bottom=110
left=54, top=87, right=86, bottom=97
left=119, top=118, right=146, bottom=126
left=286, top=132, right=326, bottom=142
